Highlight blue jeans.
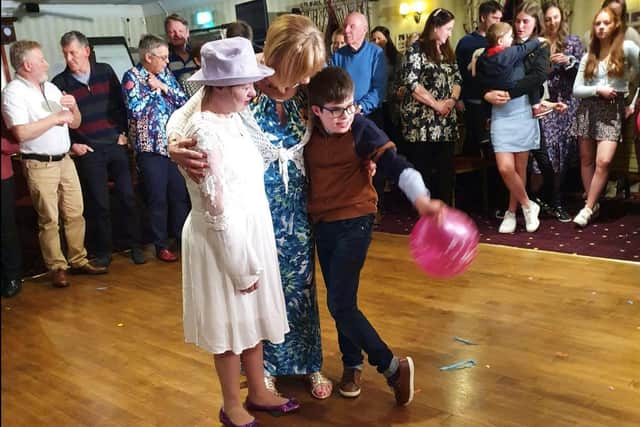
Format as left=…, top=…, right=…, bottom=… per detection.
left=315, top=215, right=393, bottom=373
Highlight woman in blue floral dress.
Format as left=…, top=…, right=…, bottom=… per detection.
left=167, top=16, right=332, bottom=400
left=531, top=1, right=584, bottom=221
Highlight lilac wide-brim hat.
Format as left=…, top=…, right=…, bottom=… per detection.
left=188, top=37, right=274, bottom=86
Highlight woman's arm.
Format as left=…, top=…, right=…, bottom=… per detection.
left=572, top=54, right=598, bottom=98
left=507, top=44, right=550, bottom=99
left=401, top=45, right=442, bottom=112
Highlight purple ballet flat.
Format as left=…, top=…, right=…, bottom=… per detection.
left=219, top=408, right=258, bottom=427
left=244, top=397, right=300, bottom=416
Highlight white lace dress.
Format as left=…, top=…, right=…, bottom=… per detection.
left=180, top=111, right=289, bottom=355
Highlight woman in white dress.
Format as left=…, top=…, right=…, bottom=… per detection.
left=180, top=38, right=299, bottom=427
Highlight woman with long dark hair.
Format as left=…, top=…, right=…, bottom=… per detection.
left=370, top=25, right=402, bottom=141
left=572, top=7, right=639, bottom=227
left=530, top=1, right=584, bottom=222
left=399, top=8, right=462, bottom=206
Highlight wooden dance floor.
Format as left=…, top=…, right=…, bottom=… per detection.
left=2, top=233, right=639, bottom=426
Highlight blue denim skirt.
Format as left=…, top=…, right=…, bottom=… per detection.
left=491, top=95, right=540, bottom=153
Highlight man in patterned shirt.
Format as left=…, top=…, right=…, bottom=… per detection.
left=122, top=34, right=189, bottom=262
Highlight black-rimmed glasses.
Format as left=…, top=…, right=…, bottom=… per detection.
left=321, top=103, right=357, bottom=118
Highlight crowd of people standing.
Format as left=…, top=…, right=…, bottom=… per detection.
left=1, top=1, right=638, bottom=425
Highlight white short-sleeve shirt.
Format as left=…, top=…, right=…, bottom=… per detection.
left=1, top=75, right=71, bottom=155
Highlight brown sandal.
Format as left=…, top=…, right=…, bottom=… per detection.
left=308, top=371, right=333, bottom=400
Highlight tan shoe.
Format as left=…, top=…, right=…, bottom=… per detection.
left=52, top=269, right=69, bottom=288
left=338, top=367, right=362, bottom=398
left=70, top=261, right=107, bottom=275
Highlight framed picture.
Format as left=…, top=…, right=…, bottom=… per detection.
left=397, top=33, right=406, bottom=52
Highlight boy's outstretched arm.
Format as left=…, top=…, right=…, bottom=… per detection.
left=415, top=196, right=447, bottom=223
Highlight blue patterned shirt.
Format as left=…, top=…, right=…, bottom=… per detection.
left=122, top=64, right=187, bottom=156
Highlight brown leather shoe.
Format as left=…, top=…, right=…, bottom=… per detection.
left=70, top=261, right=108, bottom=275
left=338, top=367, right=362, bottom=398
left=51, top=269, right=69, bottom=288
left=388, top=357, right=414, bottom=406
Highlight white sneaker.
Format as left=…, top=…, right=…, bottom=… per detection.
left=573, top=206, right=595, bottom=227
left=498, top=210, right=517, bottom=233
left=522, top=200, right=540, bottom=232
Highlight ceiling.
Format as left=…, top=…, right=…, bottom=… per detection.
left=10, top=1, right=154, bottom=4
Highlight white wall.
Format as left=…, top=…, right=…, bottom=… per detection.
left=370, top=0, right=467, bottom=53
left=5, top=2, right=147, bottom=78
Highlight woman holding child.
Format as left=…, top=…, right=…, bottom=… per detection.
left=483, top=1, right=550, bottom=234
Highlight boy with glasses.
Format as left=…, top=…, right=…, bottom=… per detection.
left=305, top=67, right=446, bottom=406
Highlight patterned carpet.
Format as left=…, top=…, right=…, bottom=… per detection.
left=377, top=190, right=640, bottom=263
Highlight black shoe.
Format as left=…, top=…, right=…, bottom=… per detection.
left=94, top=255, right=112, bottom=267
left=2, top=279, right=23, bottom=298
left=533, top=197, right=554, bottom=217
left=131, top=247, right=146, bottom=264
left=553, top=206, right=572, bottom=223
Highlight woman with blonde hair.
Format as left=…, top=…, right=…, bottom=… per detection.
left=572, top=7, right=639, bottom=227
left=168, top=14, right=334, bottom=400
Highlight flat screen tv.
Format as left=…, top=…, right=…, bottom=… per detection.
left=235, top=0, right=268, bottom=49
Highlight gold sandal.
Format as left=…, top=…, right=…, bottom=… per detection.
left=308, top=371, right=333, bottom=400
left=264, top=374, right=281, bottom=396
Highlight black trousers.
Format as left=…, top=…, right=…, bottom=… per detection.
left=407, top=142, right=455, bottom=206
left=136, top=152, right=190, bottom=251
left=529, top=130, right=562, bottom=207
left=462, top=101, right=490, bottom=157
left=366, top=109, right=387, bottom=210
left=1, top=176, right=22, bottom=282
left=75, top=144, right=141, bottom=257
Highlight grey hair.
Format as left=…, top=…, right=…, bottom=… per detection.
left=9, top=40, right=41, bottom=71
left=60, top=30, right=89, bottom=48
left=138, top=34, right=168, bottom=59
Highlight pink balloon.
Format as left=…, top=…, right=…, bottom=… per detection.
left=409, top=208, right=479, bottom=278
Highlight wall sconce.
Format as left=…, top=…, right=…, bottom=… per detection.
left=399, top=2, right=426, bottom=24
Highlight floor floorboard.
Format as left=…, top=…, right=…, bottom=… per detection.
left=2, top=233, right=638, bottom=426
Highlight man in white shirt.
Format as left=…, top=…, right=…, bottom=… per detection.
left=1, top=40, right=107, bottom=288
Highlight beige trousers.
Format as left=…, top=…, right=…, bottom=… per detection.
left=22, top=155, right=88, bottom=271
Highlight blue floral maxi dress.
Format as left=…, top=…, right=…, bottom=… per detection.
left=534, top=35, right=584, bottom=174
left=250, top=93, right=323, bottom=375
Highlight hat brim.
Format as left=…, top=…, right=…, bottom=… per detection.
left=188, top=64, right=275, bottom=86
